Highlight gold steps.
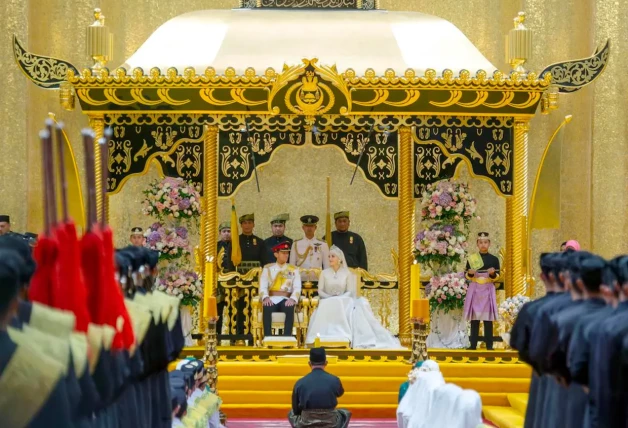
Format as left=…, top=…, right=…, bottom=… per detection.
left=507, top=393, right=528, bottom=415
left=206, top=360, right=530, bottom=419
left=483, top=406, right=525, bottom=428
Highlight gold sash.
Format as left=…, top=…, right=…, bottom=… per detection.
left=294, top=240, right=312, bottom=267
left=270, top=265, right=296, bottom=292
left=9, top=326, right=70, bottom=375
left=29, top=303, right=75, bottom=337
left=0, top=342, right=64, bottom=428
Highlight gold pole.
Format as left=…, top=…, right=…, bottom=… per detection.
left=88, top=115, right=105, bottom=224
left=505, top=120, right=529, bottom=297
left=202, top=125, right=219, bottom=332
left=398, top=126, right=415, bottom=346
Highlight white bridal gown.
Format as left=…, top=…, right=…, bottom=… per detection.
left=305, top=267, right=402, bottom=349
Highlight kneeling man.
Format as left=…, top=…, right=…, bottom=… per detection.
left=289, top=348, right=351, bottom=428
left=260, top=242, right=302, bottom=337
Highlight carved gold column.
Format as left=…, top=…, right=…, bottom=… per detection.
left=88, top=115, right=105, bottom=224
left=505, top=120, right=529, bottom=297
left=398, top=126, right=415, bottom=346
left=202, top=125, right=219, bottom=333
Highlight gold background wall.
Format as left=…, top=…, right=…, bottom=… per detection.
left=1, top=0, right=627, bottom=294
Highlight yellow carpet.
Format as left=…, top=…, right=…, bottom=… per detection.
left=204, top=361, right=531, bottom=419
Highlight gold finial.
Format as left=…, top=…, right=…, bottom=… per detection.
left=506, top=11, right=532, bottom=77
left=513, top=11, right=526, bottom=28
left=86, top=8, right=113, bottom=72
left=314, top=333, right=321, bottom=348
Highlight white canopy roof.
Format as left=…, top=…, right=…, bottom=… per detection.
left=122, top=9, right=496, bottom=76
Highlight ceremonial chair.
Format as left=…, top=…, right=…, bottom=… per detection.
left=251, top=295, right=311, bottom=348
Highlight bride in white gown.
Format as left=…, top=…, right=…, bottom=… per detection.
left=305, top=246, right=402, bottom=349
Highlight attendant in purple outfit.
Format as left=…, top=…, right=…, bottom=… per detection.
left=463, top=232, right=500, bottom=350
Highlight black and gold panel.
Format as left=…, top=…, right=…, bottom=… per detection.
left=412, top=116, right=514, bottom=197
left=218, top=131, right=306, bottom=197
left=105, top=116, right=204, bottom=194
left=540, top=39, right=610, bottom=93
left=414, top=144, right=462, bottom=195
left=13, top=35, right=80, bottom=89
left=257, top=0, right=360, bottom=8
left=312, top=131, right=399, bottom=198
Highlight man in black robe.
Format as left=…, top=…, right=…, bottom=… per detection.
left=545, top=253, right=609, bottom=428
left=527, top=251, right=575, bottom=428
left=511, top=252, right=565, bottom=428
left=289, top=348, right=351, bottom=428
left=262, top=214, right=293, bottom=267
left=329, top=211, right=367, bottom=270
left=568, top=257, right=620, bottom=427
left=235, top=213, right=263, bottom=339
left=588, top=256, right=628, bottom=428
left=0, top=249, right=73, bottom=427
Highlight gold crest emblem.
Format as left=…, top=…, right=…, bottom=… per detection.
left=285, top=60, right=335, bottom=116
left=350, top=236, right=354, bottom=244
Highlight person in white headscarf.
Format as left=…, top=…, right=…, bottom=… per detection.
left=411, top=383, right=463, bottom=428
left=305, top=245, right=402, bottom=349
left=397, top=362, right=443, bottom=428
left=450, top=389, right=485, bottom=428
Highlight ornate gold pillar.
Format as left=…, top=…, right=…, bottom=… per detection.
left=88, top=114, right=105, bottom=224
left=201, top=125, right=219, bottom=332
left=398, top=126, right=415, bottom=346
left=505, top=120, right=529, bottom=297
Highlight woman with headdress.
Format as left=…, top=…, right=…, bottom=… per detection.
left=305, top=245, right=401, bottom=349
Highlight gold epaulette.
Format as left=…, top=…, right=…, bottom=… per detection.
left=29, top=303, right=75, bottom=338
left=9, top=326, right=70, bottom=375
left=0, top=339, right=64, bottom=428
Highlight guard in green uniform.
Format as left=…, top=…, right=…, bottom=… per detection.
left=262, top=213, right=293, bottom=266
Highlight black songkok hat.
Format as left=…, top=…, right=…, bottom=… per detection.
left=0, top=235, right=35, bottom=284
left=610, top=256, right=628, bottom=285
left=0, top=215, right=10, bottom=223
left=309, top=347, right=326, bottom=364
left=540, top=252, right=554, bottom=275
left=578, top=254, right=606, bottom=291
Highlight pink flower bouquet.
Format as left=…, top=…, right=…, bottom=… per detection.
left=142, top=177, right=202, bottom=223
left=414, top=223, right=468, bottom=274
left=144, top=222, right=191, bottom=261
left=426, top=272, right=468, bottom=314
left=420, top=180, right=478, bottom=227
left=155, top=269, right=203, bottom=306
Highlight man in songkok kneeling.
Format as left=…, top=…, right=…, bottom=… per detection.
left=289, top=348, right=351, bottom=428
left=259, top=241, right=302, bottom=338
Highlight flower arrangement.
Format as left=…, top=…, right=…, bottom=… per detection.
left=414, top=223, right=468, bottom=275
left=426, top=272, right=468, bottom=314
left=142, top=177, right=202, bottom=224
left=420, top=180, right=478, bottom=228
left=144, top=222, right=191, bottom=261
left=155, top=269, right=203, bottom=306
left=498, top=295, right=530, bottom=327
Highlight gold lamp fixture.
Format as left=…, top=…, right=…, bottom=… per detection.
left=86, top=8, right=113, bottom=72
left=506, top=12, right=532, bottom=77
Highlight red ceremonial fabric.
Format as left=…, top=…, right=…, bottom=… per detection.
left=28, top=235, right=58, bottom=305
left=52, top=222, right=91, bottom=332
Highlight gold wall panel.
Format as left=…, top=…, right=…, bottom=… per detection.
left=1, top=0, right=626, bottom=291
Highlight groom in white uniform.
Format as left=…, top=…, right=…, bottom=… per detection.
left=260, top=241, right=302, bottom=337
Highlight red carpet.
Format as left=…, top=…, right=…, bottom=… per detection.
left=227, top=420, right=396, bottom=427
left=227, top=418, right=497, bottom=427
